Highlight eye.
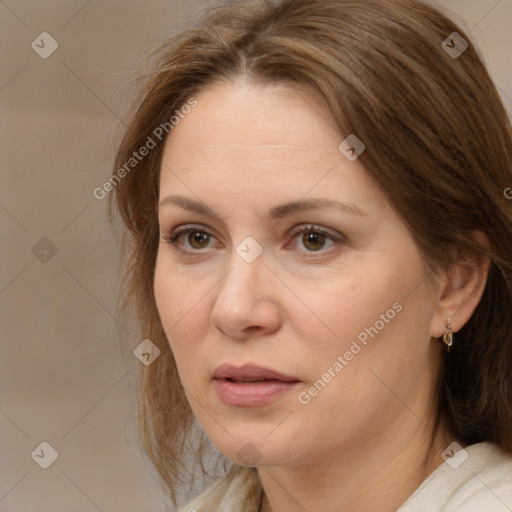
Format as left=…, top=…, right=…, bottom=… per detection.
left=162, top=224, right=216, bottom=252
left=161, top=223, right=346, bottom=255
left=286, top=224, right=345, bottom=254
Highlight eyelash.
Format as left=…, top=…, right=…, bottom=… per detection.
left=162, top=223, right=346, bottom=256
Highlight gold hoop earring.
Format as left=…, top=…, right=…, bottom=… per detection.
left=442, top=319, right=453, bottom=352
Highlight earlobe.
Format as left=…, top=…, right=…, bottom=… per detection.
left=429, top=230, right=491, bottom=341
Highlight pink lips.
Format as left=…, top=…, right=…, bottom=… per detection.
left=212, top=364, right=300, bottom=407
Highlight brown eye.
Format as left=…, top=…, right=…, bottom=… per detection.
left=163, top=225, right=216, bottom=252
left=187, top=231, right=211, bottom=249
left=163, top=223, right=345, bottom=257
left=301, top=232, right=327, bottom=251
left=288, top=224, right=345, bottom=255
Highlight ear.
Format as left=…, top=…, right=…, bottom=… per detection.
left=430, top=230, right=491, bottom=338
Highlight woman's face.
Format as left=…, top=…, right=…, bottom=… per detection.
left=154, top=78, right=443, bottom=467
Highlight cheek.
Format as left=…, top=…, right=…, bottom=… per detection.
left=154, top=255, right=212, bottom=372
left=299, top=251, right=428, bottom=378
left=291, top=265, right=397, bottom=354
left=154, top=253, right=201, bottom=328
left=154, top=258, right=188, bottom=353
left=154, top=265, right=180, bottom=331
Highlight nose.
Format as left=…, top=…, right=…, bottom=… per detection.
left=209, top=246, right=282, bottom=340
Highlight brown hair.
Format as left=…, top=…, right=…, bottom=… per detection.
left=107, top=0, right=512, bottom=504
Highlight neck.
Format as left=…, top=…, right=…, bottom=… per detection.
left=257, top=416, right=454, bottom=512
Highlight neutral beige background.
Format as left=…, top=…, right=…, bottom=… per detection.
left=1, top=1, right=511, bottom=511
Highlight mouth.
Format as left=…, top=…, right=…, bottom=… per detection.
left=212, top=364, right=301, bottom=406
left=212, top=363, right=300, bottom=383
left=223, top=377, right=284, bottom=383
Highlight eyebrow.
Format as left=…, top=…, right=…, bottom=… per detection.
left=158, top=195, right=368, bottom=221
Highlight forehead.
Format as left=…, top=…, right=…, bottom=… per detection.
left=164, top=79, right=339, bottom=157
left=159, top=78, right=387, bottom=219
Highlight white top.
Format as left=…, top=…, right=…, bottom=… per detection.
left=179, top=442, right=512, bottom=511
left=398, top=442, right=512, bottom=511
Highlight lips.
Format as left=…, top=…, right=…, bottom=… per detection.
left=212, top=364, right=299, bottom=383
left=212, top=364, right=301, bottom=406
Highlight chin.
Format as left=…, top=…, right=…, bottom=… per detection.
left=207, top=427, right=301, bottom=468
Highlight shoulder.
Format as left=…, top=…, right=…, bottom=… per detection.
left=398, top=442, right=512, bottom=512
left=443, top=442, right=512, bottom=511
left=178, top=465, right=262, bottom=512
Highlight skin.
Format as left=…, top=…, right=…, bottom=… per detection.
left=154, top=78, right=489, bottom=512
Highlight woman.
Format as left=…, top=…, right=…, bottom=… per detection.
left=108, top=0, right=512, bottom=510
